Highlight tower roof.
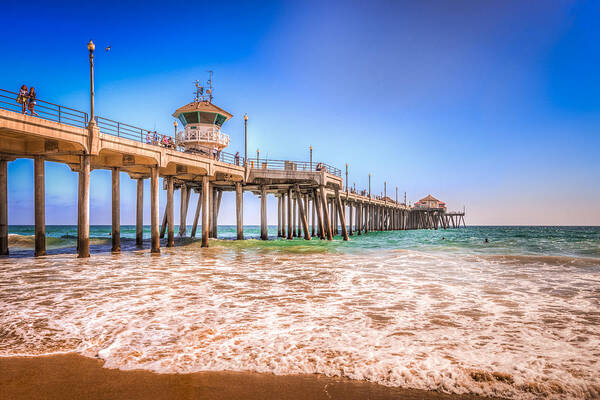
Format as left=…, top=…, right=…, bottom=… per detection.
left=418, top=194, right=440, bottom=202
left=172, top=101, right=233, bottom=120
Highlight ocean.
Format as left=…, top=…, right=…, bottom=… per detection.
left=1, top=225, right=599, bottom=399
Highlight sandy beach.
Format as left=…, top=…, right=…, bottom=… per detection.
left=0, top=353, right=494, bottom=400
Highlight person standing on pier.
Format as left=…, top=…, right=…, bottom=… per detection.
left=16, top=85, right=28, bottom=114
left=27, top=87, right=38, bottom=116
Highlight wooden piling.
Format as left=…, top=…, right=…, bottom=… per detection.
left=191, top=188, right=202, bottom=238
left=201, top=176, right=210, bottom=247
left=160, top=203, right=167, bottom=239
left=236, top=182, right=243, bottom=240
left=348, top=202, right=353, bottom=236
left=335, top=189, right=349, bottom=241
left=357, top=202, right=362, bottom=235
left=311, top=195, right=316, bottom=237
left=136, top=178, right=143, bottom=246
left=295, top=185, right=310, bottom=240
left=150, top=166, right=160, bottom=253
left=319, top=186, right=333, bottom=240
left=111, top=167, right=120, bottom=252
left=214, top=189, right=222, bottom=237
left=304, top=193, right=310, bottom=238
left=277, top=195, right=282, bottom=237
left=260, top=185, right=268, bottom=240
left=34, top=156, right=46, bottom=257
left=293, top=196, right=298, bottom=237
left=0, top=159, right=8, bottom=256
left=281, top=192, right=287, bottom=238
left=287, top=187, right=293, bottom=239
left=313, top=189, right=324, bottom=239
left=166, top=177, right=174, bottom=247
left=78, top=155, right=90, bottom=258
left=179, top=184, right=188, bottom=237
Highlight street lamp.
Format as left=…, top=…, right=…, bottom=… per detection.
left=87, top=40, right=96, bottom=127
left=368, top=174, right=371, bottom=198
left=310, top=146, right=313, bottom=170
left=345, top=163, right=348, bottom=194
left=173, top=121, right=178, bottom=146
left=244, top=114, right=248, bottom=165
left=384, top=181, right=387, bottom=203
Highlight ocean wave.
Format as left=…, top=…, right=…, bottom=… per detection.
left=1, top=236, right=599, bottom=399
left=7, top=233, right=110, bottom=249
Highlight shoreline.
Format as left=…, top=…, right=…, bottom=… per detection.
left=0, top=353, right=493, bottom=400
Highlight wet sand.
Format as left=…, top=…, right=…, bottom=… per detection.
left=0, top=353, right=492, bottom=400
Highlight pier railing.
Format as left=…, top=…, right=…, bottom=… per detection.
left=0, top=88, right=340, bottom=174
left=0, top=88, right=88, bottom=128
left=246, top=158, right=342, bottom=177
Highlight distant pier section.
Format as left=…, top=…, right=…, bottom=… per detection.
left=0, top=80, right=465, bottom=258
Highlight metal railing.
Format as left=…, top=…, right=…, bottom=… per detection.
left=0, top=88, right=341, bottom=174
left=95, top=116, right=156, bottom=143
left=0, top=88, right=88, bottom=127
left=178, top=126, right=230, bottom=147
left=245, top=158, right=342, bottom=177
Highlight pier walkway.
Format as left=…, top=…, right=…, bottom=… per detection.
left=0, top=88, right=462, bottom=258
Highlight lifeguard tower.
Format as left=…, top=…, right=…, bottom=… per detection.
left=173, top=73, right=232, bottom=156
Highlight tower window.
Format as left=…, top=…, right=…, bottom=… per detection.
left=184, top=112, right=199, bottom=123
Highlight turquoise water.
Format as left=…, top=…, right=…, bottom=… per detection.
left=7, top=225, right=600, bottom=259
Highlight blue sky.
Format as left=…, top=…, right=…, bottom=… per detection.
left=2, top=0, right=599, bottom=225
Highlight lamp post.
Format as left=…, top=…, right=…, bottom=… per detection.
left=345, top=163, right=348, bottom=194
left=384, top=181, right=387, bottom=203
left=244, top=114, right=248, bottom=165
left=368, top=174, right=371, bottom=198
left=310, top=146, right=313, bottom=170
left=257, top=148, right=259, bottom=166
left=396, top=186, right=398, bottom=203
left=87, top=40, right=96, bottom=127
left=173, top=121, right=178, bottom=146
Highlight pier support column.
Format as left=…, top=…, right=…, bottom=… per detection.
left=335, top=189, right=349, bottom=241
left=191, top=188, right=202, bottom=238
left=281, top=193, right=286, bottom=238
left=277, top=195, right=282, bottom=237
left=364, top=203, right=369, bottom=234
left=319, top=186, right=333, bottom=240
left=111, top=167, right=120, bottom=252
left=150, top=166, right=160, bottom=253
left=210, top=188, right=222, bottom=239
left=348, top=202, right=353, bottom=236
left=179, top=184, right=188, bottom=237
left=311, top=195, right=316, bottom=237
left=166, top=177, right=174, bottom=247
left=260, top=186, right=268, bottom=240
left=0, top=159, right=8, bottom=256
left=136, top=178, right=143, bottom=247
left=201, top=176, right=210, bottom=247
left=287, top=187, right=293, bottom=239
left=295, top=185, right=310, bottom=240
left=304, top=193, right=310, bottom=238
left=293, top=196, right=297, bottom=237
left=160, top=203, right=167, bottom=238
left=77, top=155, right=90, bottom=258
left=313, top=189, right=324, bottom=239
left=34, top=156, right=46, bottom=257
left=236, top=182, right=244, bottom=240
left=356, top=203, right=362, bottom=236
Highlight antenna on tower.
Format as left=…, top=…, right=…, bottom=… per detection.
left=193, top=72, right=214, bottom=103
left=206, top=70, right=213, bottom=103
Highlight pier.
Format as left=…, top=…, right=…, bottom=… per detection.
left=0, top=85, right=464, bottom=258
